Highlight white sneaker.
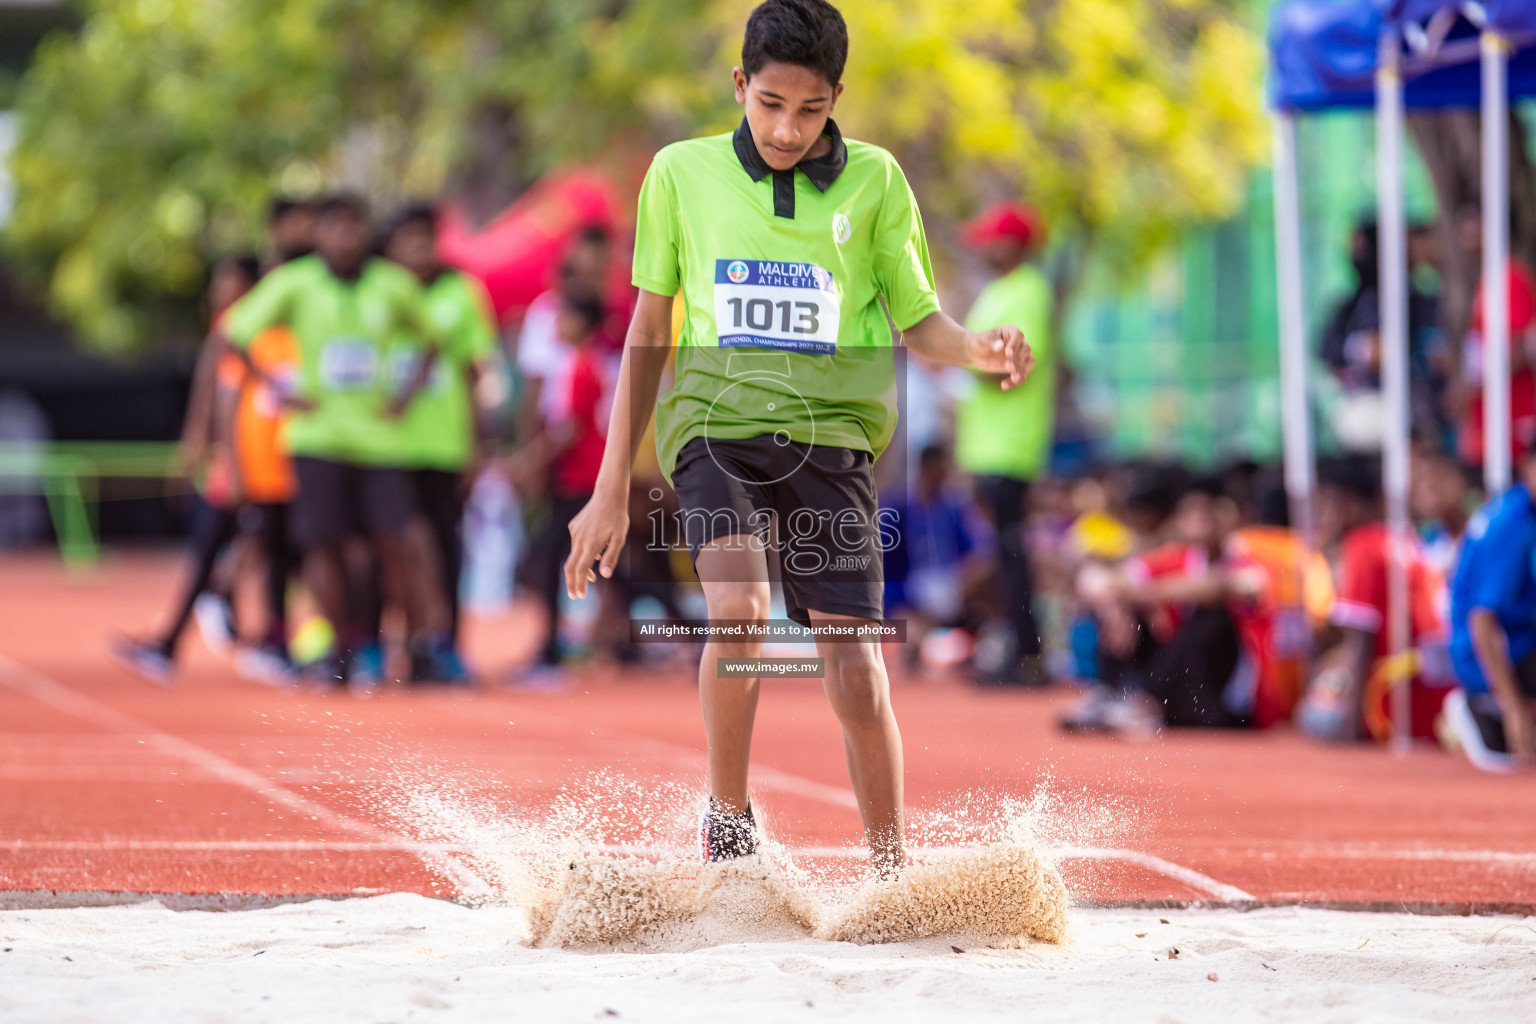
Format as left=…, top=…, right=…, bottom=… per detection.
left=193, top=594, right=236, bottom=656
left=1443, top=689, right=1518, bottom=774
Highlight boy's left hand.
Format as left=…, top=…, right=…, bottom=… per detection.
left=967, top=325, right=1034, bottom=389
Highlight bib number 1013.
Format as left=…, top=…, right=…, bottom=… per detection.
left=726, top=297, right=820, bottom=335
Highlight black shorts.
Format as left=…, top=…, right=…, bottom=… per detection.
left=670, top=435, right=884, bottom=628
left=291, top=456, right=415, bottom=549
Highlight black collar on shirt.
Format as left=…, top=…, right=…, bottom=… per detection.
left=732, top=116, right=848, bottom=220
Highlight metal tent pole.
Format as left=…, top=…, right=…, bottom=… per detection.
left=1272, top=113, right=1315, bottom=542
left=1483, top=30, right=1512, bottom=496
left=1376, top=31, right=1414, bottom=755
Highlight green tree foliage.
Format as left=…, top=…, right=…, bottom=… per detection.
left=6, top=0, right=1263, bottom=351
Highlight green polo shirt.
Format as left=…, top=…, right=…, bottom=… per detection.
left=957, top=263, right=1055, bottom=480
left=390, top=270, right=498, bottom=471
left=632, top=118, right=941, bottom=482
left=226, top=255, right=432, bottom=466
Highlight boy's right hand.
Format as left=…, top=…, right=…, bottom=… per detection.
left=564, top=490, right=629, bottom=599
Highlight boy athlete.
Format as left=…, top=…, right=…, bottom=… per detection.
left=564, top=0, right=1032, bottom=875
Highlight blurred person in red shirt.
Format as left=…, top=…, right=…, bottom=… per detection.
left=514, top=292, right=610, bottom=682
left=1064, top=471, right=1246, bottom=734
left=1455, top=206, right=1536, bottom=469
left=1300, top=456, right=1456, bottom=743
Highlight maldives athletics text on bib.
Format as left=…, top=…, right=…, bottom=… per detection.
left=714, top=259, right=840, bottom=355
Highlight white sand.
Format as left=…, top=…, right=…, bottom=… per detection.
left=1, top=895, right=1532, bottom=1023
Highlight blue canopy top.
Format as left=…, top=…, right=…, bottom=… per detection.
left=1270, top=0, right=1536, bottom=111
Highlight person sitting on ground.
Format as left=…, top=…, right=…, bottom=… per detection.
left=1443, top=445, right=1536, bottom=772
left=1298, top=456, right=1452, bottom=743
left=1062, top=471, right=1260, bottom=734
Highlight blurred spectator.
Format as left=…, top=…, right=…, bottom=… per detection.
left=1298, top=457, right=1452, bottom=743
left=110, top=255, right=261, bottom=684
left=1063, top=475, right=1253, bottom=734
left=956, top=200, right=1054, bottom=685
left=217, top=195, right=450, bottom=688
left=1445, top=444, right=1536, bottom=771
left=515, top=226, right=620, bottom=464
left=1453, top=206, right=1536, bottom=470
left=0, top=390, right=49, bottom=547
left=381, top=202, right=499, bottom=680
left=513, top=291, right=609, bottom=684
left=264, top=197, right=317, bottom=271
left=1318, top=217, right=1444, bottom=451
left=1412, top=449, right=1472, bottom=575
left=884, top=443, right=990, bottom=672
left=1223, top=477, right=1336, bottom=728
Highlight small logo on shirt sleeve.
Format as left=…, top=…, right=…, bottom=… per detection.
left=833, top=213, right=851, bottom=245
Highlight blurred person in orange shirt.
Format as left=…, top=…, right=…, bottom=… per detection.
left=215, top=304, right=301, bottom=682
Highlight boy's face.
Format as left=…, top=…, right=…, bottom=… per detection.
left=1410, top=456, right=1467, bottom=522
left=270, top=207, right=316, bottom=259
left=316, top=209, right=367, bottom=269
left=1172, top=492, right=1217, bottom=549
left=386, top=220, right=437, bottom=278
left=733, top=61, right=844, bottom=171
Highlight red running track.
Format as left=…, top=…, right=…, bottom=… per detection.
left=2, top=552, right=1535, bottom=912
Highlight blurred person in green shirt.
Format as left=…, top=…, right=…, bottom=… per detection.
left=219, top=195, right=447, bottom=689
left=381, top=203, right=499, bottom=683
left=957, top=201, right=1055, bottom=686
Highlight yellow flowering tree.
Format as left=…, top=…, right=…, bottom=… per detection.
left=6, top=0, right=1265, bottom=350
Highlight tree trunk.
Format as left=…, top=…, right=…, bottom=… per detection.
left=448, top=102, right=529, bottom=230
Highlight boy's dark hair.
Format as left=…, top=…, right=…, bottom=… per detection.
left=316, top=192, right=368, bottom=221
left=919, top=443, right=948, bottom=469
left=576, top=223, right=612, bottom=247
left=1318, top=454, right=1382, bottom=504
left=268, top=197, right=314, bottom=223
left=1122, top=462, right=1192, bottom=527
left=380, top=202, right=437, bottom=248
left=742, top=0, right=848, bottom=87
left=562, top=291, right=606, bottom=335
left=216, top=253, right=261, bottom=286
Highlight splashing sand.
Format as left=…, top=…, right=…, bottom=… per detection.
left=375, top=774, right=1072, bottom=951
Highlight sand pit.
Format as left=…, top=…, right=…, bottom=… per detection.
left=520, top=843, right=1067, bottom=951
left=1, top=895, right=1532, bottom=1022
left=375, top=777, right=1073, bottom=951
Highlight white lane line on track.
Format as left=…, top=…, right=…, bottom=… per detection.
left=1053, top=846, right=1255, bottom=902
left=0, top=656, right=492, bottom=897
left=600, top=736, right=1256, bottom=900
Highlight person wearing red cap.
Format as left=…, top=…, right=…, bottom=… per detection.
left=957, top=200, right=1055, bottom=685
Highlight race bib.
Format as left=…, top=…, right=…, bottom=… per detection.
left=714, top=259, right=839, bottom=355
left=318, top=338, right=379, bottom=391
left=386, top=349, right=448, bottom=394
